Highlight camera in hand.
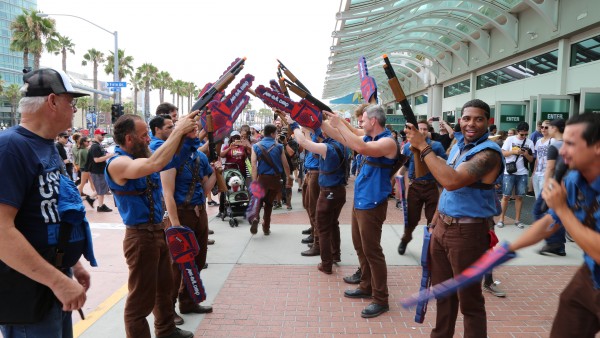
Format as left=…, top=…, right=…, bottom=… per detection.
left=278, top=133, right=287, bottom=143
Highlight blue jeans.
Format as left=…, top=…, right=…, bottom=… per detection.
left=502, top=174, right=528, bottom=196
left=0, top=300, right=73, bottom=338
left=533, top=193, right=566, bottom=248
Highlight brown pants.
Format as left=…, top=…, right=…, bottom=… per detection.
left=551, top=265, right=600, bottom=337
left=302, top=171, right=320, bottom=244
left=123, top=226, right=175, bottom=338
left=316, top=185, right=346, bottom=269
left=170, top=206, right=209, bottom=311
left=403, top=180, right=439, bottom=244
left=352, top=202, right=389, bottom=306
left=429, top=214, right=489, bottom=338
left=256, top=174, right=282, bottom=231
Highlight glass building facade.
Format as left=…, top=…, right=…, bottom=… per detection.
left=0, top=0, right=37, bottom=128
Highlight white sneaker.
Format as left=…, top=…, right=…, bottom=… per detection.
left=496, top=221, right=505, bottom=228
left=515, top=221, right=524, bottom=229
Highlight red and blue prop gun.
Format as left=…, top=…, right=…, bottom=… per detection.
left=358, top=56, right=377, bottom=103
left=254, top=85, right=322, bottom=130
left=400, top=242, right=517, bottom=308
left=245, top=181, right=266, bottom=222
left=165, top=226, right=206, bottom=303
left=200, top=73, right=254, bottom=142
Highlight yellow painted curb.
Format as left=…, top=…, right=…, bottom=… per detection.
left=74, top=283, right=128, bottom=337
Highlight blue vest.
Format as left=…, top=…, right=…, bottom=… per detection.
left=174, top=151, right=212, bottom=206
left=437, top=132, right=504, bottom=218
left=549, top=171, right=600, bottom=288
left=253, top=137, right=284, bottom=175
left=354, top=129, right=395, bottom=210
left=318, top=138, right=346, bottom=187
left=105, top=147, right=163, bottom=225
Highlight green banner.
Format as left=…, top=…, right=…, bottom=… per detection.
left=500, top=115, right=524, bottom=123
left=541, top=112, right=569, bottom=120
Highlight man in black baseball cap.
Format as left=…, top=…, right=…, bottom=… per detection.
left=0, top=68, right=94, bottom=337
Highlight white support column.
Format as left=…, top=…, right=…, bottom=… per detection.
left=557, top=38, right=570, bottom=95
left=431, top=84, right=443, bottom=119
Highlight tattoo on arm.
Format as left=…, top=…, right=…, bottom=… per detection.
left=465, top=149, right=501, bottom=180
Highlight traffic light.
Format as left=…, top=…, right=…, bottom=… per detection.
left=111, top=104, right=124, bottom=124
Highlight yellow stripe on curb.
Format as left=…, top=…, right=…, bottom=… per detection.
left=74, top=283, right=129, bottom=337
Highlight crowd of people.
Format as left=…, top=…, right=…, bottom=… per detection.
left=1, top=67, right=599, bottom=338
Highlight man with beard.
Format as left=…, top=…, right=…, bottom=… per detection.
left=404, top=99, right=503, bottom=337
left=105, top=113, right=199, bottom=338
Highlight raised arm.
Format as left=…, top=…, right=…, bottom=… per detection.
left=160, top=168, right=181, bottom=226
left=108, top=111, right=199, bottom=184
left=287, top=116, right=327, bottom=157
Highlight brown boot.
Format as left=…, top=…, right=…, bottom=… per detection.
left=301, top=245, right=320, bottom=256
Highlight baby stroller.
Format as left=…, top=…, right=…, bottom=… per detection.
left=221, top=163, right=250, bottom=227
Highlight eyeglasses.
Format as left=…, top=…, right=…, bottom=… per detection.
left=541, top=126, right=549, bottom=129
left=519, top=133, right=528, bottom=137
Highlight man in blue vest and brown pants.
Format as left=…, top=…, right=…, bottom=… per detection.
left=405, top=99, right=503, bottom=338
left=324, top=105, right=400, bottom=318
left=250, top=124, right=291, bottom=235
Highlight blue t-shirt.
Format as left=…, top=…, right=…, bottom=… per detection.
left=0, top=126, right=86, bottom=267
left=549, top=171, right=600, bottom=288
left=403, top=139, right=447, bottom=181
left=174, top=151, right=213, bottom=206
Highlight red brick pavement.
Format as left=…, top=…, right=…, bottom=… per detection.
left=195, top=265, right=578, bottom=337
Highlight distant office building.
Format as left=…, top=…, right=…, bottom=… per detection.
left=0, top=0, right=37, bottom=128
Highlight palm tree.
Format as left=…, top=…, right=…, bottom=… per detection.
left=75, top=96, right=91, bottom=130
left=81, top=48, right=105, bottom=112
left=104, top=49, right=134, bottom=103
left=136, top=63, right=158, bottom=120
left=4, top=84, right=21, bottom=126
left=154, top=71, right=172, bottom=103
left=10, top=10, right=56, bottom=70
left=130, top=71, right=143, bottom=116
left=123, top=101, right=135, bottom=115
left=185, top=81, right=197, bottom=113
left=50, top=34, right=75, bottom=72
left=171, top=80, right=185, bottom=111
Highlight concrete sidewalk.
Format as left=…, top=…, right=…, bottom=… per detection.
left=70, top=179, right=583, bottom=338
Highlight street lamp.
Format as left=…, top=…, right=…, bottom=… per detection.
left=39, top=13, right=120, bottom=104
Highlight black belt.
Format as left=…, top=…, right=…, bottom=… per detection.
left=439, top=213, right=488, bottom=225
left=126, top=222, right=164, bottom=231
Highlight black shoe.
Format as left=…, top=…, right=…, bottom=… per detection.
left=273, top=202, right=282, bottom=210
left=539, top=245, right=566, bottom=256
left=157, top=328, right=194, bottom=338
left=344, top=289, right=372, bottom=299
left=398, top=241, right=407, bottom=255
left=85, top=196, right=95, bottom=208
left=361, top=303, right=389, bottom=318
left=301, top=246, right=319, bottom=256
left=250, top=218, right=258, bottom=234
left=208, top=229, right=214, bottom=235
left=207, top=239, right=215, bottom=245
left=174, top=312, right=184, bottom=325
left=207, top=200, right=219, bottom=206
left=301, top=228, right=312, bottom=235
left=203, top=263, right=208, bottom=269
left=297, top=188, right=302, bottom=192
left=343, top=268, right=361, bottom=284
left=179, top=304, right=213, bottom=314
left=301, top=235, right=313, bottom=244
left=97, top=204, right=112, bottom=212
left=216, top=212, right=224, bottom=219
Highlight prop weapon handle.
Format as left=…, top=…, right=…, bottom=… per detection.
left=277, top=59, right=311, bottom=94
left=382, top=55, right=427, bottom=177
left=285, top=80, right=332, bottom=112
left=206, top=114, right=228, bottom=193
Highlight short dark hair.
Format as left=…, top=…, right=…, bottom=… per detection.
left=516, top=122, right=529, bottom=132
left=263, top=124, right=277, bottom=137
left=566, top=112, right=600, bottom=146
left=461, top=99, right=491, bottom=119
left=489, top=124, right=497, bottom=132
left=149, top=115, right=171, bottom=136
left=549, top=119, right=565, bottom=134
left=114, top=114, right=143, bottom=146
left=155, top=102, right=177, bottom=116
